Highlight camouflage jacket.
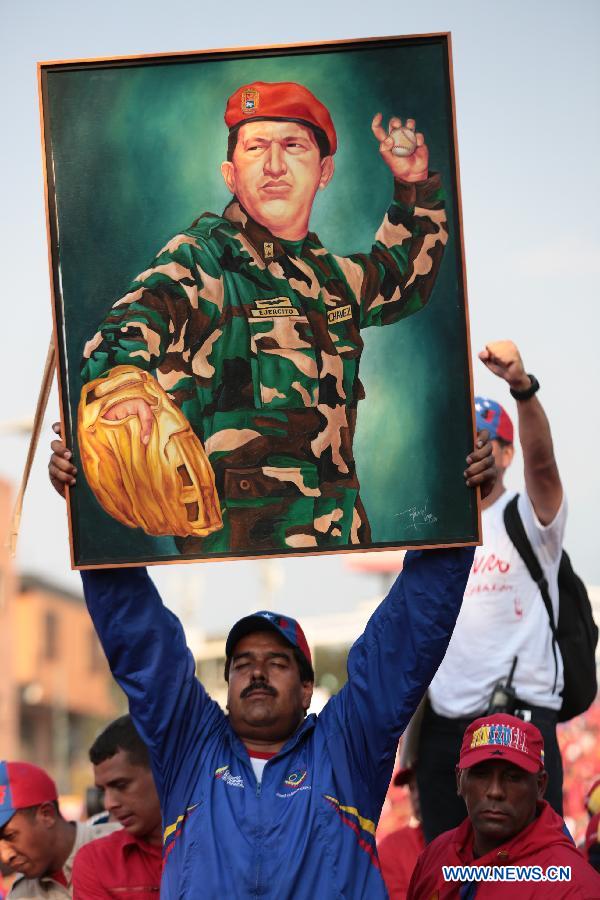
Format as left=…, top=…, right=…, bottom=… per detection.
left=81, top=176, right=447, bottom=554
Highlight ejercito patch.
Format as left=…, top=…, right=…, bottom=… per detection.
left=250, top=298, right=300, bottom=318
left=327, top=305, right=353, bottom=324
left=250, top=308, right=299, bottom=318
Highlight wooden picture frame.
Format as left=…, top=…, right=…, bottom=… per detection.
left=39, top=32, right=480, bottom=568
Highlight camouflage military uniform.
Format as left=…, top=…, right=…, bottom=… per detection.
left=82, top=175, right=447, bottom=554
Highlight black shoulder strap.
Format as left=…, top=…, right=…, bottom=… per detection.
left=503, top=493, right=559, bottom=690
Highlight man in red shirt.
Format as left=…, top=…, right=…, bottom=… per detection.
left=378, top=766, right=425, bottom=898
left=408, top=714, right=600, bottom=898
left=72, top=716, right=162, bottom=898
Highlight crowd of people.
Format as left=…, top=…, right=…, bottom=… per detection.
left=0, top=336, right=592, bottom=897
left=5, top=78, right=598, bottom=898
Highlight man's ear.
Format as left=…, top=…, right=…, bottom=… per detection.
left=318, top=156, right=335, bottom=191
left=301, top=681, right=314, bottom=713
left=501, top=443, right=515, bottom=469
left=37, top=802, right=58, bottom=829
left=536, top=770, right=548, bottom=800
left=221, top=161, right=236, bottom=195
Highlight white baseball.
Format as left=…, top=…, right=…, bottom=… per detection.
left=390, top=126, right=417, bottom=157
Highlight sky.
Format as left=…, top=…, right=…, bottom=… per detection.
left=1, top=0, right=599, bottom=635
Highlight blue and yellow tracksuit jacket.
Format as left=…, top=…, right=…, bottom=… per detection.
left=81, top=547, right=473, bottom=898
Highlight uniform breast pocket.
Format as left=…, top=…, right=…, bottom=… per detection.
left=223, top=464, right=320, bottom=550
left=248, top=312, right=319, bottom=410
left=325, top=312, right=364, bottom=404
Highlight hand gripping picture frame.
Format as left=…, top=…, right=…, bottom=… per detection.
left=39, top=33, right=481, bottom=568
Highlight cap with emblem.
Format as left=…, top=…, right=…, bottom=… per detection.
left=0, top=761, right=58, bottom=829
left=226, top=610, right=313, bottom=679
left=224, top=81, right=337, bottom=156
left=475, top=396, right=514, bottom=444
left=458, top=713, right=545, bottom=774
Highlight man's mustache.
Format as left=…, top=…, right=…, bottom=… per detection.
left=241, top=681, right=277, bottom=699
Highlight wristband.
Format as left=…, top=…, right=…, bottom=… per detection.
left=510, top=374, right=540, bottom=401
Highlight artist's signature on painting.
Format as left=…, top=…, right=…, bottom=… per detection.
left=397, top=499, right=438, bottom=530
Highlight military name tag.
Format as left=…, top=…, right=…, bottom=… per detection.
left=251, top=308, right=299, bottom=318
left=251, top=297, right=299, bottom=318
left=327, top=305, right=353, bottom=325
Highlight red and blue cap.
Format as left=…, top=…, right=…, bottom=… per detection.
left=226, top=611, right=313, bottom=679
left=458, top=714, right=545, bottom=774
left=475, top=396, right=514, bottom=444
left=0, top=762, right=58, bottom=829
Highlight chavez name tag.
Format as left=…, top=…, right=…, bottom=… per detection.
left=327, top=304, right=353, bottom=325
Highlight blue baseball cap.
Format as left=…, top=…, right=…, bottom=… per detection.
left=226, top=611, right=313, bottom=678
left=475, top=396, right=514, bottom=444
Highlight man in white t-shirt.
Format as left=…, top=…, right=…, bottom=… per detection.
left=416, top=340, right=566, bottom=843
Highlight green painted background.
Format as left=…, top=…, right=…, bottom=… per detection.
left=44, top=36, right=478, bottom=566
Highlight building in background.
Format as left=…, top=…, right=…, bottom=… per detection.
left=196, top=561, right=600, bottom=712
left=0, top=477, right=123, bottom=795
left=0, top=480, right=18, bottom=760
left=2, top=468, right=600, bottom=827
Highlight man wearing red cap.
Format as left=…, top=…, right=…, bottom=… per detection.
left=407, top=714, right=600, bottom=898
left=66, top=79, right=448, bottom=554
left=417, top=340, right=568, bottom=842
left=0, top=762, right=117, bottom=898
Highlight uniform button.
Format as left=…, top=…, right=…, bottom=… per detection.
left=497, top=850, right=509, bottom=860
left=239, top=479, right=251, bottom=491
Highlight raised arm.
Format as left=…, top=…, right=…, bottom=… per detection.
left=321, top=547, right=474, bottom=807
left=479, top=340, right=562, bottom=524
left=80, top=565, right=224, bottom=798
left=319, top=436, right=494, bottom=805
left=334, top=115, right=447, bottom=330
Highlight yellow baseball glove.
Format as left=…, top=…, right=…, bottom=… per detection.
left=78, top=366, right=223, bottom=538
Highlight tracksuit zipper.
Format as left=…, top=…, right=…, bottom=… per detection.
left=254, top=767, right=263, bottom=894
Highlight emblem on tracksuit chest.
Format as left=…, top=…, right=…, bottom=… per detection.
left=275, top=769, right=312, bottom=798
left=214, top=765, right=245, bottom=789
left=283, top=770, right=308, bottom=789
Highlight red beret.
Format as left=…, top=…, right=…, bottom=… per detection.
left=224, top=81, right=337, bottom=155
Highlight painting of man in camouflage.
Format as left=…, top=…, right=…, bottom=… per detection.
left=77, top=80, right=447, bottom=556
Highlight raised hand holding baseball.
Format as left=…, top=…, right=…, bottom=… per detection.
left=371, top=114, right=429, bottom=182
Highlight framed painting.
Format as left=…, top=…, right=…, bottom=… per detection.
left=39, top=32, right=480, bottom=568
